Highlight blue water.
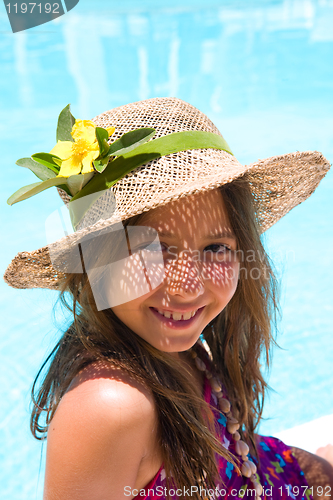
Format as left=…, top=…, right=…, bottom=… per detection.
left=0, top=0, right=332, bottom=498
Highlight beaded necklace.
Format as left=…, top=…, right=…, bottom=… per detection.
left=189, top=345, right=263, bottom=499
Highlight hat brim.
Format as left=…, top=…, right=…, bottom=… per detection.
left=3, top=149, right=330, bottom=291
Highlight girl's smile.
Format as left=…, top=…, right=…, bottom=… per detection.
left=111, top=188, right=240, bottom=354
left=149, top=305, right=205, bottom=329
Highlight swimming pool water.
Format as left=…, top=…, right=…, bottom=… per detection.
left=0, top=0, right=332, bottom=498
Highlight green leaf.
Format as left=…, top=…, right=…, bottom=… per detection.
left=93, top=156, right=110, bottom=173
left=7, top=176, right=68, bottom=205
left=31, top=153, right=61, bottom=174
left=16, top=157, right=57, bottom=181
left=70, top=130, right=233, bottom=228
left=53, top=157, right=62, bottom=167
left=107, top=128, right=156, bottom=157
left=56, top=104, right=75, bottom=142
left=67, top=172, right=95, bottom=196
left=95, top=127, right=109, bottom=157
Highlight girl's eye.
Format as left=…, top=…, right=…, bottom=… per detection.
left=204, top=244, right=231, bottom=253
left=132, top=243, right=233, bottom=257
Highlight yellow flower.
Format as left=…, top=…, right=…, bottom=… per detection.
left=50, top=120, right=115, bottom=177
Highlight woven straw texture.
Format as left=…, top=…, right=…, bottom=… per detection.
left=3, top=97, right=330, bottom=290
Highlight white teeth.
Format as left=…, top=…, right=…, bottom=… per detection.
left=172, top=312, right=182, bottom=321
left=155, top=308, right=199, bottom=320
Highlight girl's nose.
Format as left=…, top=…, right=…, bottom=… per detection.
left=164, top=254, right=204, bottom=298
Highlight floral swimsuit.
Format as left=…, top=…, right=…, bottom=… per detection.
left=133, top=366, right=313, bottom=500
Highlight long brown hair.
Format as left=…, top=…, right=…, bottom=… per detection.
left=30, top=175, right=280, bottom=497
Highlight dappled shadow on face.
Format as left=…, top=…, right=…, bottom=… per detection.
left=137, top=188, right=240, bottom=308
left=80, top=188, right=240, bottom=312
left=77, top=225, right=165, bottom=310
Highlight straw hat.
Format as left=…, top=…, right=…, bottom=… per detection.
left=3, top=97, right=330, bottom=290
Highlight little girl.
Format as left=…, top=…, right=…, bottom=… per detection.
left=4, top=98, right=333, bottom=500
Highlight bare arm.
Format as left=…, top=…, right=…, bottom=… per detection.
left=291, top=446, right=333, bottom=500
left=43, top=363, right=159, bottom=500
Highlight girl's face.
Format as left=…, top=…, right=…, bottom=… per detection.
left=111, top=188, right=240, bottom=355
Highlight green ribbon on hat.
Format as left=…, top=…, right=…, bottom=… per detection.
left=72, top=130, right=232, bottom=201
left=69, top=130, right=233, bottom=230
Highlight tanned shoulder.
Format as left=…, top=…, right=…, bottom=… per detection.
left=43, top=361, right=157, bottom=500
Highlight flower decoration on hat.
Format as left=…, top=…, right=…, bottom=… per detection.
left=7, top=104, right=233, bottom=231
left=50, top=119, right=115, bottom=177
left=7, top=104, right=158, bottom=204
